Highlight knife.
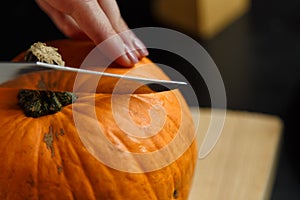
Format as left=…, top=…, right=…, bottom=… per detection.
left=0, top=62, right=187, bottom=92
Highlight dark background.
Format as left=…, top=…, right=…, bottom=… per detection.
left=1, top=1, right=300, bottom=199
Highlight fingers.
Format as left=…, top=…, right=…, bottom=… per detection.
left=36, top=0, right=148, bottom=67
left=97, top=0, right=148, bottom=59
left=69, top=1, right=137, bottom=66
left=35, top=0, right=88, bottom=39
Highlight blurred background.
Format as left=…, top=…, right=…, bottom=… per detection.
left=0, top=0, right=299, bottom=199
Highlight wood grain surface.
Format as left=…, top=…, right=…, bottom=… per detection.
left=189, top=108, right=283, bottom=200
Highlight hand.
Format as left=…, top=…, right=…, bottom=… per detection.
left=35, top=0, right=149, bottom=67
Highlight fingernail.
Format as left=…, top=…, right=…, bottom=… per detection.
left=126, top=50, right=139, bottom=64
left=124, top=44, right=139, bottom=64
left=133, top=39, right=149, bottom=57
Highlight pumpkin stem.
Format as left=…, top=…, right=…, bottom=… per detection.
left=18, top=90, right=77, bottom=118
left=18, top=42, right=77, bottom=117
left=24, top=42, right=65, bottom=65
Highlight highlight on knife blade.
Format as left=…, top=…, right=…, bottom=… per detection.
left=36, top=62, right=188, bottom=86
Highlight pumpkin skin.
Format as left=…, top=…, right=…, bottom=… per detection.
left=0, top=40, right=197, bottom=199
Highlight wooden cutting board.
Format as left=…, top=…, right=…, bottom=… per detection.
left=189, top=108, right=283, bottom=200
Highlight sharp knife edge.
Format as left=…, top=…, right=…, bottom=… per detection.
left=36, top=62, right=187, bottom=86
left=0, top=61, right=187, bottom=92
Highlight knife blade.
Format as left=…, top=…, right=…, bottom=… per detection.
left=0, top=62, right=187, bottom=92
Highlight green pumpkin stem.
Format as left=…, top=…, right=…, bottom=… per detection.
left=18, top=90, right=77, bottom=118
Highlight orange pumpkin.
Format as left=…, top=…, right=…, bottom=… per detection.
left=0, top=40, right=197, bottom=199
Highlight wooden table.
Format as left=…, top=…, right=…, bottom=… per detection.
left=189, top=108, right=283, bottom=200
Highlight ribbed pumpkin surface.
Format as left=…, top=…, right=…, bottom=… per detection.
left=0, top=40, right=197, bottom=200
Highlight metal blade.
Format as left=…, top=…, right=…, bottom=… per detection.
left=0, top=62, right=187, bottom=92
